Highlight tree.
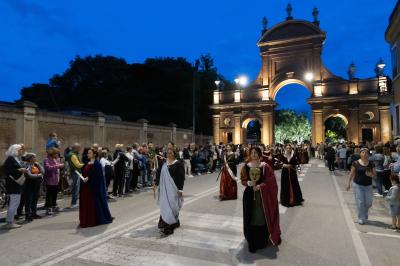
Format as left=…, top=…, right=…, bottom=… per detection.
left=275, top=109, right=311, bottom=143
left=20, top=55, right=225, bottom=135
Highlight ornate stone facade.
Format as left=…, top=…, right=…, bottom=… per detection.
left=211, top=16, right=391, bottom=145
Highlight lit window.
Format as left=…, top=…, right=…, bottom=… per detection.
left=234, top=90, right=241, bottom=103
left=349, top=82, right=358, bottom=95
left=314, top=86, right=322, bottom=97
left=262, top=89, right=269, bottom=101
left=213, top=91, right=219, bottom=104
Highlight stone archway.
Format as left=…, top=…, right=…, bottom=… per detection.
left=211, top=9, right=392, bottom=145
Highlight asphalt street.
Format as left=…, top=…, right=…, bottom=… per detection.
left=1, top=159, right=399, bottom=266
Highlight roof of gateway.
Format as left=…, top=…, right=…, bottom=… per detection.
left=258, top=20, right=325, bottom=44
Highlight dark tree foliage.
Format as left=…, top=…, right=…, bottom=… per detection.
left=20, top=55, right=231, bottom=134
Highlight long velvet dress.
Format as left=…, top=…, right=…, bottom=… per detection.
left=280, top=155, right=304, bottom=207
left=79, top=160, right=113, bottom=228
left=241, top=162, right=281, bottom=253
left=219, top=152, right=238, bottom=201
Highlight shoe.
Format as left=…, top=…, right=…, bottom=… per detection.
left=2, top=223, right=21, bottom=229
left=53, top=207, right=60, bottom=213
left=358, top=219, right=365, bottom=225
left=70, top=204, right=79, bottom=209
left=188, top=175, right=194, bottom=178
left=46, top=208, right=54, bottom=216
left=32, top=214, right=42, bottom=219
left=207, top=171, right=212, bottom=174
left=373, top=193, right=383, bottom=197
left=14, top=214, right=22, bottom=220
left=25, top=217, right=33, bottom=222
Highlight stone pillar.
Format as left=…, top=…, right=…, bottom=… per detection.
left=94, top=112, right=106, bottom=146
left=16, top=101, right=37, bottom=151
left=379, top=106, right=391, bottom=143
left=138, top=119, right=148, bottom=144
left=213, top=115, right=220, bottom=144
left=169, top=123, right=177, bottom=143
left=234, top=115, right=242, bottom=144
left=349, top=109, right=359, bottom=143
left=261, top=112, right=273, bottom=145
left=312, top=110, right=323, bottom=145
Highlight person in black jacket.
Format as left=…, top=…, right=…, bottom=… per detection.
left=112, top=144, right=129, bottom=197
left=325, top=144, right=336, bottom=172
left=1, top=144, right=27, bottom=229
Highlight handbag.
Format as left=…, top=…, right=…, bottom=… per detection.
left=9, top=174, right=26, bottom=186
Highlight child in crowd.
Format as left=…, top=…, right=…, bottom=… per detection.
left=386, top=174, right=400, bottom=231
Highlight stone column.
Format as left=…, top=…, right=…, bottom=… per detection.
left=379, top=107, right=391, bottom=143
left=169, top=123, right=177, bottom=143
left=312, top=110, right=323, bottom=145
left=94, top=112, right=106, bottom=146
left=234, top=115, right=242, bottom=144
left=16, top=101, right=37, bottom=151
left=349, top=109, right=359, bottom=143
left=213, top=115, right=220, bottom=144
left=261, top=112, right=273, bottom=145
left=137, top=119, right=148, bottom=144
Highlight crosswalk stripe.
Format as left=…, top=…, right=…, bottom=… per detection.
left=78, top=243, right=228, bottom=266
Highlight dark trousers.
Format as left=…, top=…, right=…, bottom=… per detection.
left=25, top=186, right=40, bottom=218
left=131, top=171, right=138, bottom=189
left=113, top=171, right=125, bottom=196
left=211, top=159, right=218, bottom=172
left=327, top=159, right=335, bottom=171
left=45, top=185, right=58, bottom=208
left=125, top=171, right=132, bottom=193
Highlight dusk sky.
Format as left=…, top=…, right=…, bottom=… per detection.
left=0, top=0, right=397, bottom=112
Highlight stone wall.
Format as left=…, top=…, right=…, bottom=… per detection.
left=0, top=101, right=211, bottom=162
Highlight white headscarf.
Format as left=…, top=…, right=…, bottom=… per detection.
left=5, top=144, right=22, bottom=159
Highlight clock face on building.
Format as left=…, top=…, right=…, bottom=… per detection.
left=224, top=118, right=231, bottom=126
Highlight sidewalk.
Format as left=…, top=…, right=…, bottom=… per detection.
left=327, top=167, right=397, bottom=235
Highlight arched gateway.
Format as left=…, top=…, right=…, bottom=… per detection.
left=211, top=9, right=392, bottom=145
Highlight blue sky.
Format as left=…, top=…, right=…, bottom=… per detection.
left=0, top=0, right=396, bottom=109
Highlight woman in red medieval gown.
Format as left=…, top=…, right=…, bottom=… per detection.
left=240, top=146, right=281, bottom=253
left=219, top=144, right=238, bottom=200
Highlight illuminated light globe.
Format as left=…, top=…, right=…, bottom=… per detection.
left=305, top=72, right=314, bottom=82
left=235, top=75, right=249, bottom=87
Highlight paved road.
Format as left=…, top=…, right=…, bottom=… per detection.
left=1, top=159, right=399, bottom=265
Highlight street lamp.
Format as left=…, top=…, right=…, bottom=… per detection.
left=235, top=75, right=249, bottom=87
left=305, top=72, right=314, bottom=82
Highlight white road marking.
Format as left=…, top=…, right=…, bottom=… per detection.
left=78, top=243, right=228, bottom=266
left=331, top=173, right=371, bottom=266
left=358, top=230, right=400, bottom=240
left=23, top=186, right=219, bottom=266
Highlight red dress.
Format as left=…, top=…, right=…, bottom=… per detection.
left=219, top=164, right=238, bottom=200
left=79, top=164, right=97, bottom=228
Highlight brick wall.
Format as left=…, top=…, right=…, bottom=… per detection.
left=0, top=101, right=211, bottom=162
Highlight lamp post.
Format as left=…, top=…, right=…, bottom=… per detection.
left=234, top=75, right=248, bottom=103
left=192, top=60, right=200, bottom=143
